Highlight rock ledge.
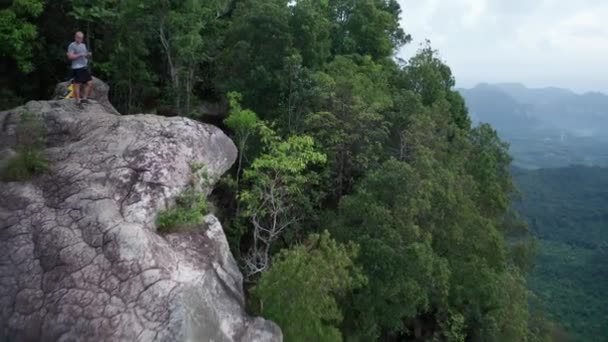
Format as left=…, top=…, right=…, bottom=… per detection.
left=0, top=92, right=281, bottom=341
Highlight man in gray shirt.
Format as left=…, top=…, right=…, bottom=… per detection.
left=67, top=31, right=93, bottom=103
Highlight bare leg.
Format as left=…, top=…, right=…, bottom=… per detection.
left=84, top=80, right=93, bottom=100
left=73, top=83, right=81, bottom=102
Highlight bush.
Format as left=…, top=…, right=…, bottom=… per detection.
left=156, top=163, right=214, bottom=233
left=0, top=111, right=49, bottom=181
left=156, top=188, right=208, bottom=233
left=250, top=231, right=365, bottom=342
left=1, top=149, right=49, bottom=181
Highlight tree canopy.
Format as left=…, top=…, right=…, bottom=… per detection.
left=0, top=0, right=556, bottom=340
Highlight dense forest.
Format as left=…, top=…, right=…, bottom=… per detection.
left=1, top=0, right=561, bottom=340
left=514, top=166, right=608, bottom=341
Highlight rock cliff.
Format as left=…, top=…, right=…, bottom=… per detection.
left=0, top=86, right=281, bottom=341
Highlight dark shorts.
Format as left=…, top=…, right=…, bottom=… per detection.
left=72, top=67, right=92, bottom=84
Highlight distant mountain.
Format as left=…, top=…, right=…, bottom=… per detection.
left=494, top=83, right=574, bottom=105
left=458, top=84, right=540, bottom=132
left=460, top=83, right=608, bottom=137
left=459, top=84, right=608, bottom=169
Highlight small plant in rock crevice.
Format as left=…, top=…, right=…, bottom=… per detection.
left=1, top=111, right=49, bottom=181
left=156, top=163, right=214, bottom=233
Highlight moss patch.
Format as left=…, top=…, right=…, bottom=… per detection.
left=1, top=112, right=49, bottom=181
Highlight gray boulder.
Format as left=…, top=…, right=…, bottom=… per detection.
left=0, top=99, right=282, bottom=341
left=54, top=77, right=119, bottom=115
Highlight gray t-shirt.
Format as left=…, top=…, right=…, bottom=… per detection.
left=67, top=42, right=88, bottom=69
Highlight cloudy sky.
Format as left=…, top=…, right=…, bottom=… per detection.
left=397, top=0, right=608, bottom=93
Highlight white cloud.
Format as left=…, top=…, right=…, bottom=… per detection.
left=461, top=0, right=487, bottom=28
left=397, top=0, right=608, bottom=93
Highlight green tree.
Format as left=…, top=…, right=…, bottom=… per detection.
left=224, top=91, right=259, bottom=215
left=0, top=2, right=558, bottom=339
left=277, top=53, right=320, bottom=134
left=398, top=42, right=471, bottom=130
left=289, top=0, right=331, bottom=68
left=68, top=0, right=117, bottom=50
left=330, top=159, right=451, bottom=340
left=0, top=0, right=44, bottom=73
left=327, top=74, right=533, bottom=339
left=304, top=56, right=391, bottom=202
left=1, top=111, right=49, bottom=181
left=383, top=88, right=426, bottom=161
left=216, top=0, right=292, bottom=116
left=328, top=0, right=409, bottom=59
left=98, top=0, right=158, bottom=113
left=156, top=0, right=226, bottom=116
left=239, top=125, right=326, bottom=278
left=468, top=123, right=513, bottom=218
left=251, top=231, right=365, bottom=342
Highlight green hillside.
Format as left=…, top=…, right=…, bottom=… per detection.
left=513, top=166, right=608, bottom=341
left=1, top=1, right=563, bottom=340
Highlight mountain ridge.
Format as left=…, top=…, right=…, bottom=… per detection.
left=460, top=82, right=608, bottom=99
left=459, top=82, right=608, bottom=169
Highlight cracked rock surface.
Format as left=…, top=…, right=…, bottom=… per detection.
left=0, top=98, right=282, bottom=341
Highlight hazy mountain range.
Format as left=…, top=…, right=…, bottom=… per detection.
left=459, top=83, right=608, bottom=169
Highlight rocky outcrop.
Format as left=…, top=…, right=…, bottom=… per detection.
left=54, top=77, right=119, bottom=115
left=0, top=95, right=281, bottom=341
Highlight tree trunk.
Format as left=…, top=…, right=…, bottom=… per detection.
left=234, top=135, right=248, bottom=218
left=159, top=21, right=181, bottom=116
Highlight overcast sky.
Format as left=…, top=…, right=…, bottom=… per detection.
left=397, top=0, right=608, bottom=93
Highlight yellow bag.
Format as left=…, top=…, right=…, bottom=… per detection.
left=63, top=82, right=75, bottom=99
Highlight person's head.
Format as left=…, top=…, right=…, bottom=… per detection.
left=75, top=31, right=84, bottom=44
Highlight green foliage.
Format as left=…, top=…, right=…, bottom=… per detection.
left=527, top=305, right=571, bottom=342
left=397, top=43, right=471, bottom=130
left=277, top=53, right=320, bottom=133
left=328, top=0, right=410, bottom=59
left=329, top=156, right=531, bottom=340
left=240, top=126, right=327, bottom=219
left=251, top=231, right=365, bottom=342
left=225, top=92, right=259, bottom=134
left=156, top=0, right=227, bottom=115
left=327, top=84, right=533, bottom=340
left=0, top=0, right=44, bottom=72
left=156, top=188, right=207, bottom=233
left=97, top=0, right=158, bottom=114
left=69, top=0, right=117, bottom=23
left=219, top=93, right=259, bottom=251
left=514, top=166, right=608, bottom=341
left=156, top=164, right=211, bottom=233
left=239, top=123, right=326, bottom=278
left=216, top=0, right=293, bottom=115
left=1, top=149, right=48, bottom=181
left=224, top=92, right=259, bottom=171
left=224, top=91, right=259, bottom=216
left=304, top=56, right=391, bottom=201
left=1, top=111, right=49, bottom=181
left=330, top=159, right=450, bottom=339
left=468, top=123, right=514, bottom=218
left=289, top=0, right=331, bottom=68
left=0, top=1, right=559, bottom=340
